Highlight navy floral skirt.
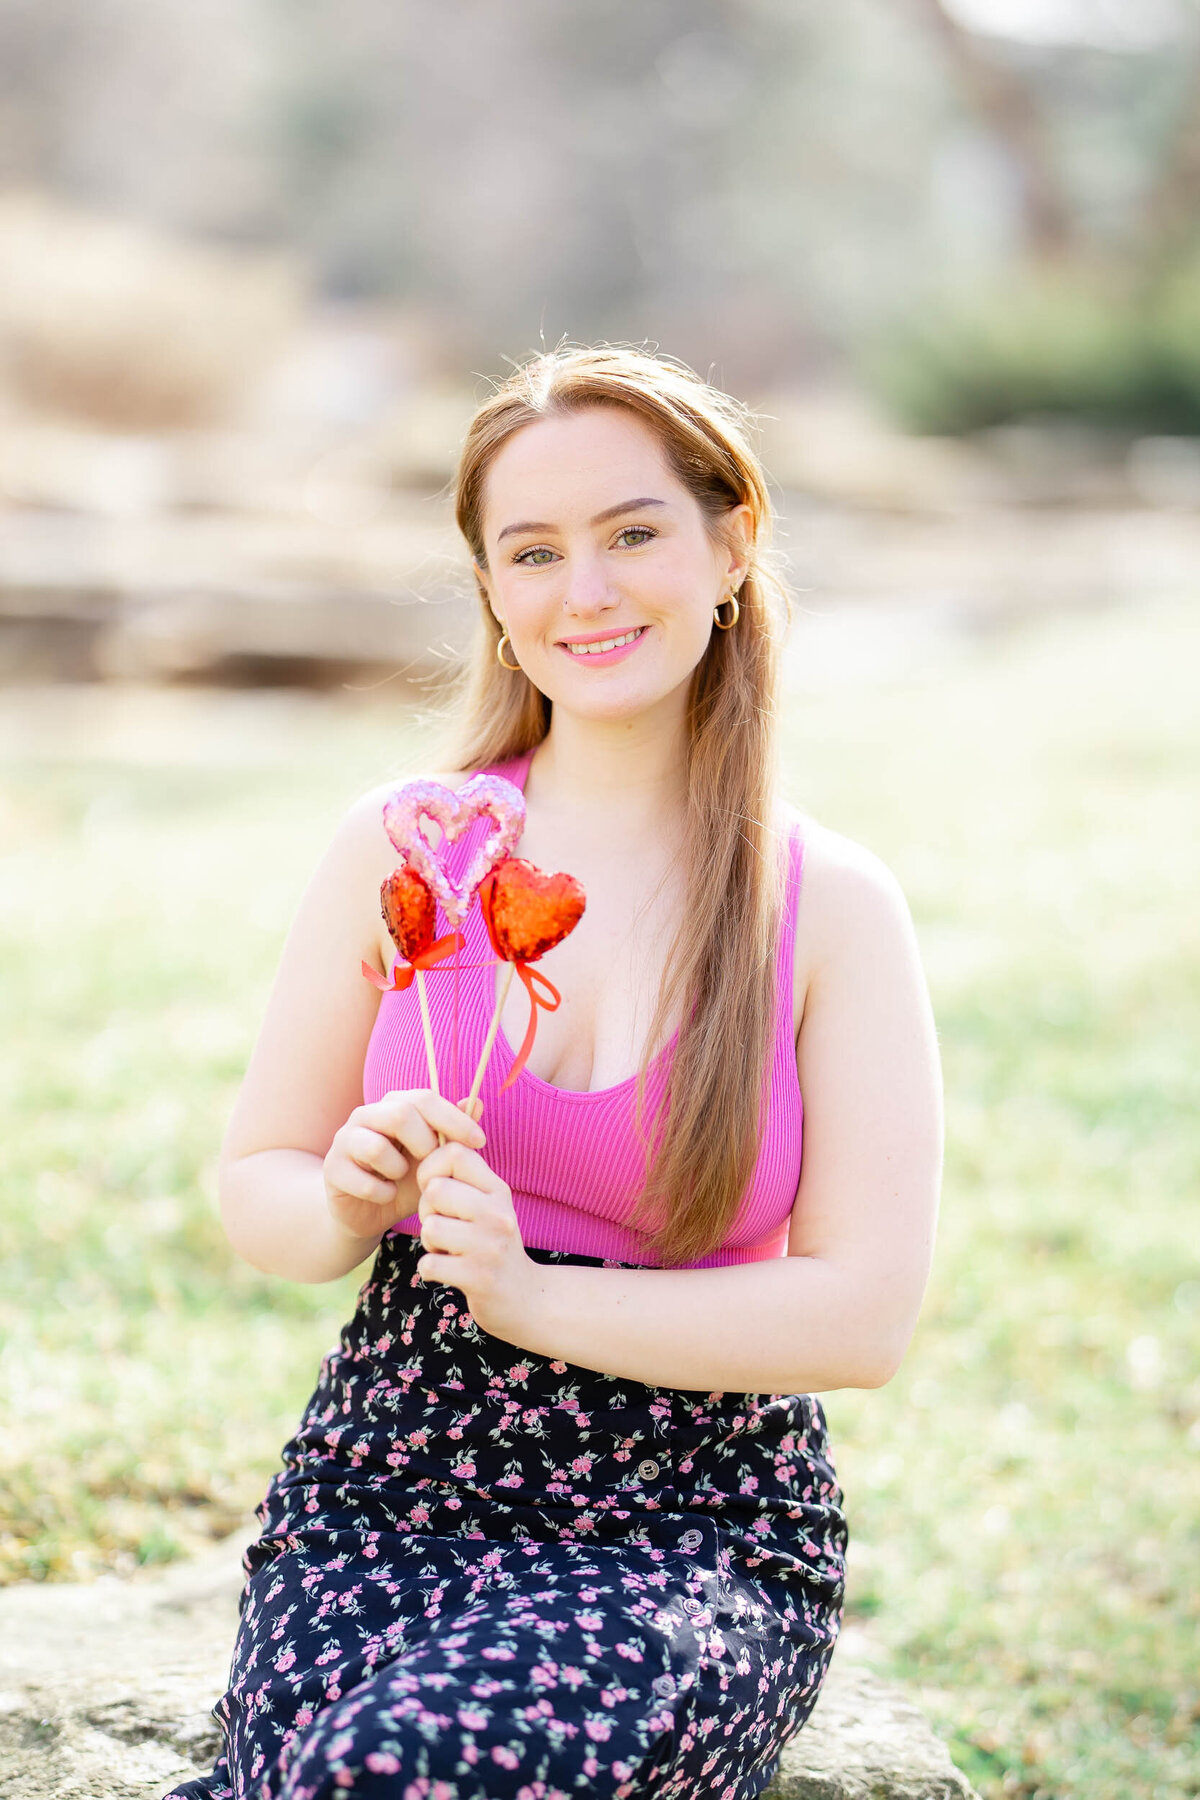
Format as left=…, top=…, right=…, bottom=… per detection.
left=166, top=1230, right=847, bottom=1800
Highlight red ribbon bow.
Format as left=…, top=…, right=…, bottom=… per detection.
left=477, top=870, right=563, bottom=1091
left=360, top=930, right=465, bottom=994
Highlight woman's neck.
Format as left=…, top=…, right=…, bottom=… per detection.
left=527, top=707, right=688, bottom=839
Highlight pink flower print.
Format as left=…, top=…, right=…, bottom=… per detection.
left=575, top=1413, right=590, bottom=1427
left=680, top=1457, right=694, bottom=1474
left=579, top=1589, right=599, bottom=1603
left=450, top=1459, right=477, bottom=1479
left=491, top=1745, right=522, bottom=1769
left=446, top=1426, right=463, bottom=1439
left=375, top=1333, right=393, bottom=1354
left=326, top=1731, right=355, bottom=1760
left=583, top=1758, right=599, bottom=1779
left=522, top=1409, right=541, bottom=1427
left=446, top=1495, right=463, bottom=1508
left=409, top=1504, right=430, bottom=1526
left=481, top=1549, right=502, bottom=1569
left=559, top=1666, right=586, bottom=1689
left=550, top=1359, right=568, bottom=1373
left=740, top=1475, right=760, bottom=1494
left=327, top=1684, right=341, bottom=1700
left=462, top=1743, right=481, bottom=1765
left=570, top=1454, right=593, bottom=1476
left=457, top=1705, right=489, bottom=1730
left=614, top=1449, right=630, bottom=1462
left=482, top=1644, right=517, bottom=1659
left=304, top=1497, right=318, bottom=1513
left=614, top=1642, right=644, bottom=1662
left=365, top=1751, right=402, bottom=1774
left=508, top=1361, right=531, bottom=1381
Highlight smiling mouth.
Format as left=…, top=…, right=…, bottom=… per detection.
left=560, top=627, right=646, bottom=656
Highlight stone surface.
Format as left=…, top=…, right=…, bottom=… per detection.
left=0, top=1535, right=979, bottom=1799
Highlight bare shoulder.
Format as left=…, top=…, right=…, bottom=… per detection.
left=340, top=769, right=469, bottom=858
left=780, top=803, right=918, bottom=1027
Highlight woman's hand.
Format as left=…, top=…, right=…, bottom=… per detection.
left=323, top=1091, right=486, bottom=1242
left=414, top=1132, right=543, bottom=1344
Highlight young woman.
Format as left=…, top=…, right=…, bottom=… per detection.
left=168, top=346, right=942, bottom=1800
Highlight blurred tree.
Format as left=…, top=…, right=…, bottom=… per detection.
left=2, top=0, right=1200, bottom=397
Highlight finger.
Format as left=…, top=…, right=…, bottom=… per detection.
left=353, top=1096, right=439, bottom=1162
left=338, top=1158, right=397, bottom=1204
left=381, top=1091, right=485, bottom=1149
left=418, top=1175, right=479, bottom=1222
left=457, top=1096, right=484, bottom=1126
left=422, top=1092, right=486, bottom=1146
left=416, top=1141, right=492, bottom=1194
left=418, top=1210, right=472, bottom=1256
left=416, top=1251, right=462, bottom=1287
left=348, top=1126, right=407, bottom=1182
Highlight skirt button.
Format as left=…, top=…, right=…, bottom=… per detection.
left=637, top=1458, right=660, bottom=1480
left=652, top=1673, right=676, bottom=1698
left=681, top=1596, right=702, bottom=1614
left=679, top=1528, right=703, bottom=1553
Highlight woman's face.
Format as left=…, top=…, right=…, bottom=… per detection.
left=474, top=404, right=751, bottom=724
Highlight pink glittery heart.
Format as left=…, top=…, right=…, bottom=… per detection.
left=382, top=773, right=526, bottom=928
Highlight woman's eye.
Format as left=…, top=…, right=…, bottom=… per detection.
left=512, top=526, right=655, bottom=566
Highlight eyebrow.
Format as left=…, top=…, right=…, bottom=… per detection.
left=496, top=496, right=668, bottom=544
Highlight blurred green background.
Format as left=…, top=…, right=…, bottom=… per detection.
left=1, top=6, right=1198, bottom=1800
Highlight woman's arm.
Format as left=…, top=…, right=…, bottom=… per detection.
left=431, top=825, right=943, bottom=1391
left=217, top=779, right=481, bottom=1284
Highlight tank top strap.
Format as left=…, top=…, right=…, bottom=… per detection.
left=776, top=814, right=806, bottom=995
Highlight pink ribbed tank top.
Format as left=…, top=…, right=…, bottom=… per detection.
left=362, top=749, right=805, bottom=1268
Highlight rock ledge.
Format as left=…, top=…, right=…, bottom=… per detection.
left=0, top=1537, right=978, bottom=1800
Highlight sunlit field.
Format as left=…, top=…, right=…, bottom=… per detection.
left=1, top=596, right=1195, bottom=1800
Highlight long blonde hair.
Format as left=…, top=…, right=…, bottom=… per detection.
left=447, top=344, right=792, bottom=1266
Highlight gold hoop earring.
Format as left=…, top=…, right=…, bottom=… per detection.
left=496, top=631, right=522, bottom=672
left=714, top=590, right=740, bottom=630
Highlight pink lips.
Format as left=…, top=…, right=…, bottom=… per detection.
left=556, top=625, right=647, bottom=667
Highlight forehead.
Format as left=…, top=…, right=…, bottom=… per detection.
left=480, top=405, right=683, bottom=535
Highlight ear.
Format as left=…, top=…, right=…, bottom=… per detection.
left=723, top=503, right=755, bottom=588
left=471, top=557, right=501, bottom=624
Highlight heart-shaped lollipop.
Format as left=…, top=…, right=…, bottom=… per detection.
left=382, top=773, right=525, bottom=929
left=380, top=863, right=436, bottom=963
left=469, top=857, right=587, bottom=1099
left=368, top=861, right=466, bottom=1104
left=479, top=857, right=587, bottom=963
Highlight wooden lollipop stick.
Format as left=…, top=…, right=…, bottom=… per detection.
left=414, top=968, right=448, bottom=1147
left=468, top=963, right=515, bottom=1106
left=414, top=969, right=440, bottom=1095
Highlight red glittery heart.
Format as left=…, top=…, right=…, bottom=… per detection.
left=381, top=864, right=436, bottom=963
left=482, top=857, right=586, bottom=963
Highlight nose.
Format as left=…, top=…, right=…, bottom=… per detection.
left=561, top=548, right=618, bottom=619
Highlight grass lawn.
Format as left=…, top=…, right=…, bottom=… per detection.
left=1, top=597, right=1196, bottom=1800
